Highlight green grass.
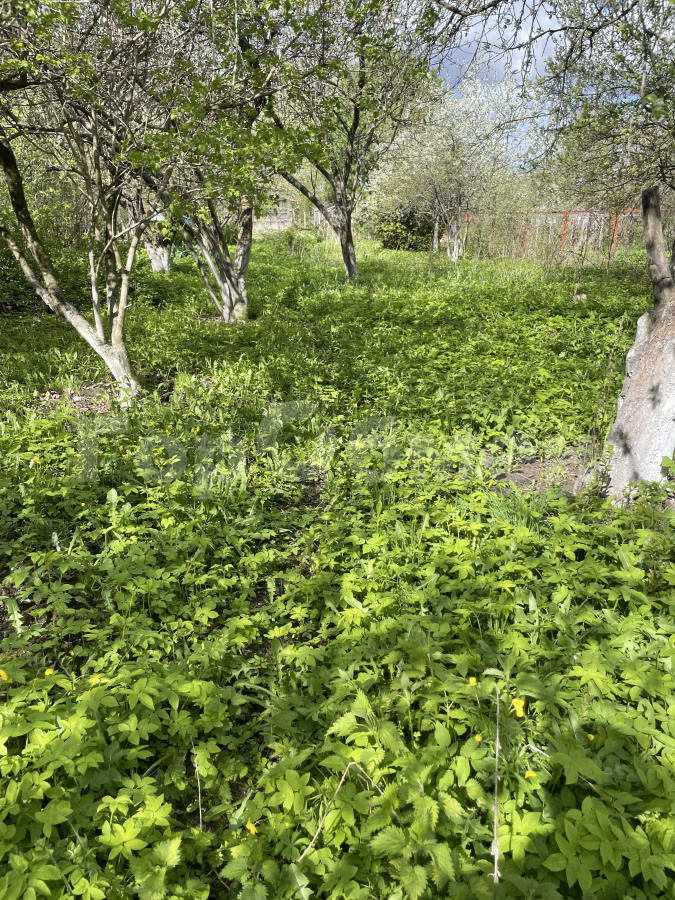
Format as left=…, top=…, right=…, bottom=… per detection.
left=2, top=239, right=675, bottom=900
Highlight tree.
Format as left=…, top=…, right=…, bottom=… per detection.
left=153, top=0, right=318, bottom=320
left=605, top=187, right=675, bottom=494
left=0, top=1, right=185, bottom=395
left=144, top=222, right=174, bottom=272
left=0, top=0, right=307, bottom=384
left=271, top=0, right=459, bottom=282
left=366, top=74, right=526, bottom=258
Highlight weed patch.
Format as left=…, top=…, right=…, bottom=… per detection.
left=2, top=242, right=673, bottom=899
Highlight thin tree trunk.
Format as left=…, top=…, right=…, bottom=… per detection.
left=452, top=228, right=461, bottom=262
left=338, top=215, right=358, bottom=282
left=451, top=207, right=461, bottom=262
left=88, top=244, right=106, bottom=342
left=184, top=233, right=226, bottom=318
left=104, top=249, right=118, bottom=318
left=606, top=187, right=675, bottom=497
left=444, top=217, right=453, bottom=260
left=462, top=211, right=471, bottom=256
left=233, top=198, right=253, bottom=319
left=432, top=216, right=440, bottom=252
left=184, top=221, right=243, bottom=323
left=280, top=169, right=358, bottom=282
left=0, top=136, right=141, bottom=396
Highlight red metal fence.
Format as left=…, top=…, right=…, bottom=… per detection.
left=504, top=208, right=675, bottom=262
left=441, top=208, right=675, bottom=262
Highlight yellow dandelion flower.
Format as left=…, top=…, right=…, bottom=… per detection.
left=165, top=429, right=171, bottom=435
left=119, top=445, right=124, bottom=451
left=469, top=677, right=477, bottom=686
left=245, top=821, right=257, bottom=835
left=524, top=770, right=537, bottom=779
left=474, top=734, right=482, bottom=742
left=45, top=668, right=54, bottom=677
left=194, top=426, right=200, bottom=434
left=0, top=669, right=7, bottom=682
left=587, top=734, right=595, bottom=741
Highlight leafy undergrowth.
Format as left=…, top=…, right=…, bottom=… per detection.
left=3, top=241, right=675, bottom=899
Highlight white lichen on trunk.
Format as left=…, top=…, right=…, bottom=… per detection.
left=606, top=187, right=675, bottom=498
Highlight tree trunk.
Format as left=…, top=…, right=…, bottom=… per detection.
left=444, top=218, right=453, bottom=260
left=279, top=169, right=358, bottom=282
left=338, top=214, right=358, bottom=282
left=145, top=236, right=172, bottom=272
left=451, top=209, right=461, bottom=262
left=184, top=219, right=246, bottom=323
left=233, top=198, right=253, bottom=318
left=606, top=186, right=675, bottom=498
left=98, top=342, right=141, bottom=392
left=452, top=229, right=461, bottom=262
left=462, top=212, right=471, bottom=256
left=432, top=216, right=440, bottom=252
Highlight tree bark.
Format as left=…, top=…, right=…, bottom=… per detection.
left=184, top=218, right=246, bottom=323
left=606, top=186, right=675, bottom=497
left=280, top=169, right=358, bottom=282
left=233, top=198, right=253, bottom=317
left=145, top=231, right=172, bottom=272
left=338, top=214, right=358, bottom=282
left=451, top=209, right=462, bottom=262
left=432, top=216, right=440, bottom=252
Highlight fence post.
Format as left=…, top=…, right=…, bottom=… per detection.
left=560, top=210, right=570, bottom=253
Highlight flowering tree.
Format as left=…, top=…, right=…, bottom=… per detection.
left=367, top=75, right=528, bottom=257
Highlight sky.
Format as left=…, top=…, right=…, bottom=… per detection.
left=440, top=4, right=559, bottom=89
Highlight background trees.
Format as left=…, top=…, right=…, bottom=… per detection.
left=271, top=0, right=463, bottom=281
left=4, top=0, right=675, bottom=497
left=366, top=75, right=527, bottom=257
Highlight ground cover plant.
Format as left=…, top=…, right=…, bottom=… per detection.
left=2, top=239, right=675, bottom=899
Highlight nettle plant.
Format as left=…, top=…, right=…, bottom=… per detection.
left=213, top=480, right=675, bottom=900
left=4, top=404, right=675, bottom=899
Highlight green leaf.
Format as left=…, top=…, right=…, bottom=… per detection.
left=371, top=825, right=408, bottom=856
left=151, top=837, right=182, bottom=868
left=435, top=722, right=451, bottom=747
left=429, top=842, right=455, bottom=878
left=288, top=863, right=312, bottom=900
left=221, top=857, right=250, bottom=881
left=439, top=792, right=464, bottom=821
left=543, top=853, right=567, bottom=872
left=455, top=756, right=470, bottom=786
left=400, top=864, right=427, bottom=900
